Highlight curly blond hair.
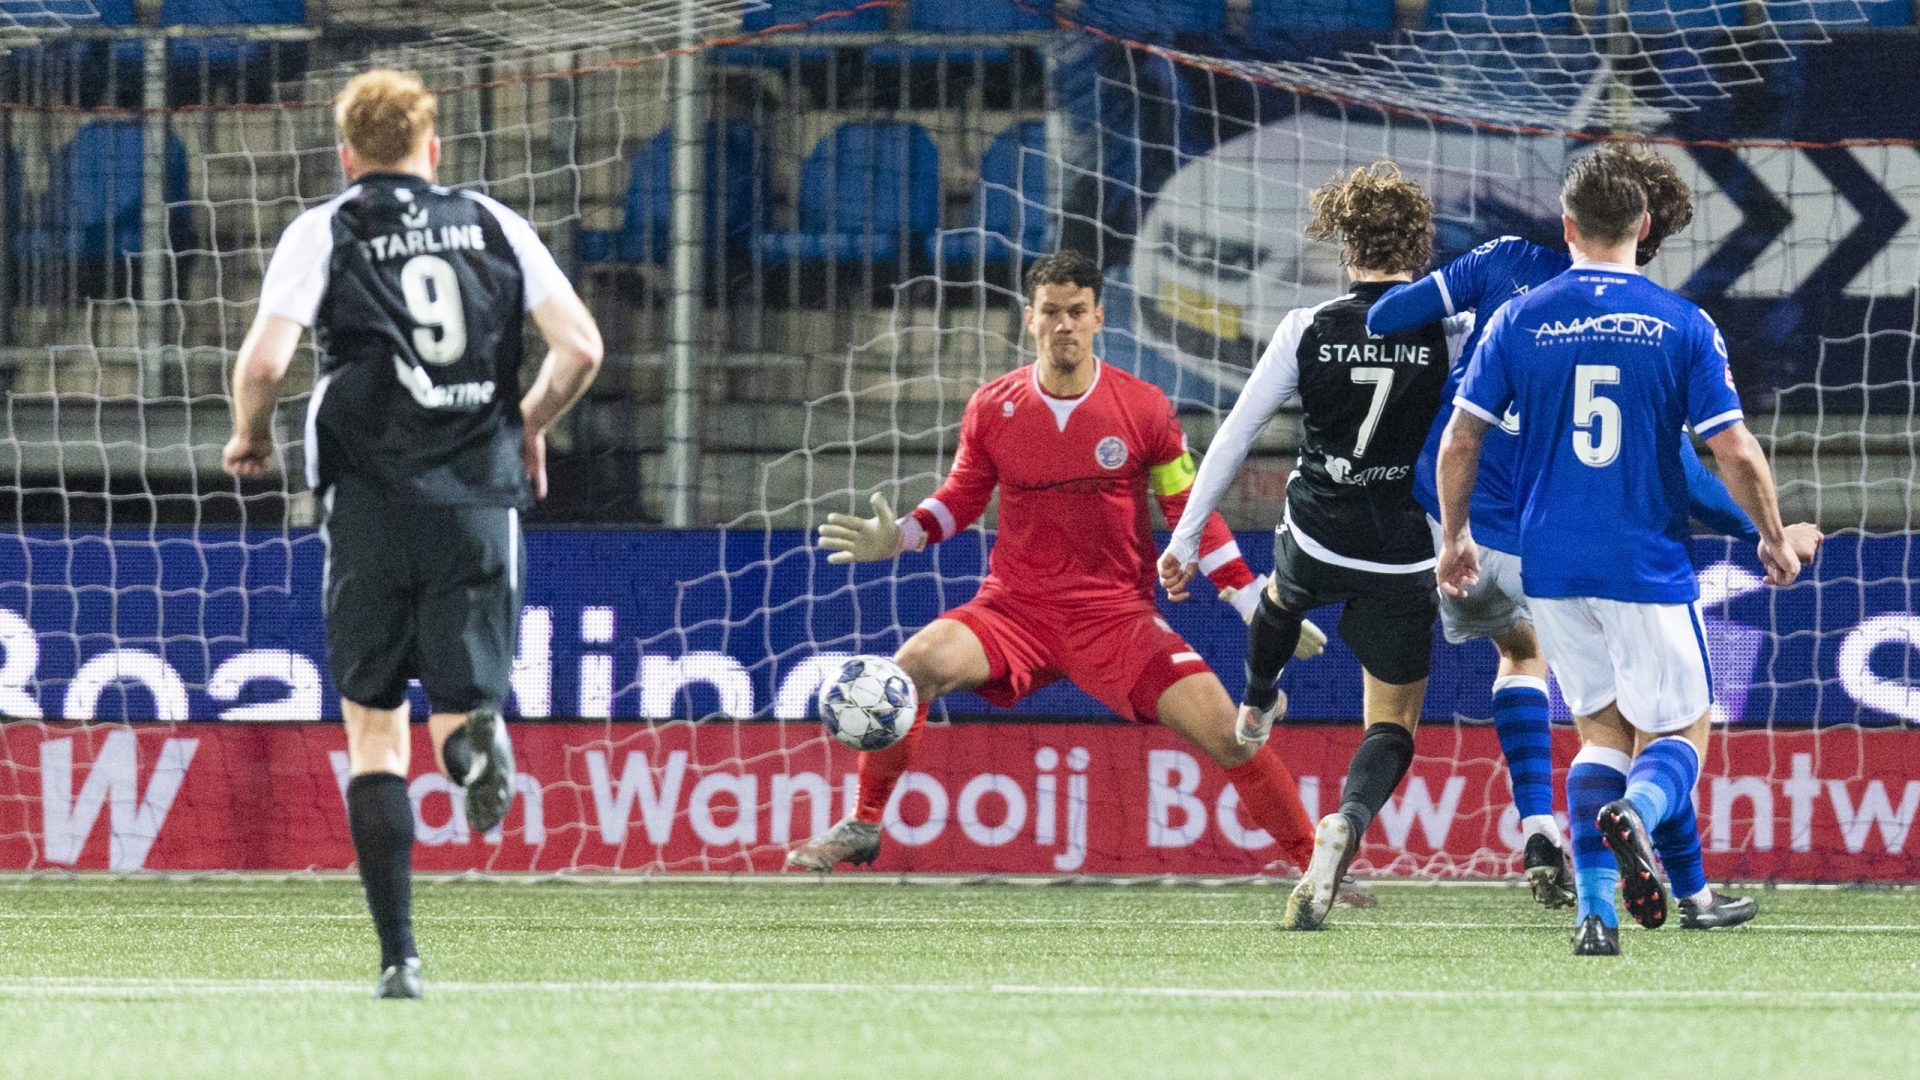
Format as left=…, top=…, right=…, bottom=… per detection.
left=1604, top=140, right=1694, bottom=265
left=335, top=69, right=436, bottom=167
left=1305, top=162, right=1435, bottom=277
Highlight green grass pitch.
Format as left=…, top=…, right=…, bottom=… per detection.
left=3, top=878, right=1917, bottom=1079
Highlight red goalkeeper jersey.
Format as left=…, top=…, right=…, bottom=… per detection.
left=904, top=360, right=1253, bottom=609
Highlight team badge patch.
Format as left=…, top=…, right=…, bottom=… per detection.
left=1095, top=436, right=1128, bottom=469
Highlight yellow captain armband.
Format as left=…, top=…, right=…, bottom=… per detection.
left=1148, top=451, right=1197, bottom=496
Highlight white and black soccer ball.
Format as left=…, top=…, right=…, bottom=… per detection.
left=819, top=655, right=917, bottom=751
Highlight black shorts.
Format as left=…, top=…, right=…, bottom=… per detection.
left=321, top=479, right=525, bottom=714
left=1268, top=525, right=1437, bottom=685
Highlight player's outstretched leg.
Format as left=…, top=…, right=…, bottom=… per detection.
left=786, top=705, right=926, bottom=871
left=1283, top=716, right=1415, bottom=930
left=1654, top=797, right=1757, bottom=930
left=1601, top=734, right=1701, bottom=930
left=1566, top=746, right=1627, bottom=955
left=452, top=708, right=516, bottom=834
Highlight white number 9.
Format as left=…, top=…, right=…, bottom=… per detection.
left=1572, top=364, right=1621, bottom=467
left=400, top=254, right=468, bottom=366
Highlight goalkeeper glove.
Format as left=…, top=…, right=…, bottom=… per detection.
left=818, top=492, right=904, bottom=564
left=1224, top=575, right=1327, bottom=660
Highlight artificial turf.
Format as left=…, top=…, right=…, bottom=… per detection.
left=2, top=877, right=1915, bottom=1078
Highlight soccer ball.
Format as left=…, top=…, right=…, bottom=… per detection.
left=819, top=656, right=917, bottom=751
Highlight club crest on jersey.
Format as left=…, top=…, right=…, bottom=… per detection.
left=1094, top=436, right=1128, bottom=470
left=1003, top=401, right=1015, bottom=417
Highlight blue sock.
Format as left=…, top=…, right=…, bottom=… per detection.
left=1624, top=737, right=1700, bottom=833
left=1567, top=747, right=1629, bottom=928
left=1653, top=788, right=1708, bottom=902
left=1491, top=675, right=1553, bottom=822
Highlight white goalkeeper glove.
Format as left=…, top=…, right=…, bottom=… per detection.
left=1223, top=575, right=1327, bottom=660
left=818, top=492, right=904, bottom=564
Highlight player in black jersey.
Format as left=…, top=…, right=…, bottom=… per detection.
left=1163, top=163, right=1464, bottom=930
left=222, top=70, right=603, bottom=998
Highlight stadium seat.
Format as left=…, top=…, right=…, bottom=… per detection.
left=1424, top=0, right=1577, bottom=35
left=927, top=120, right=1051, bottom=269
left=759, top=121, right=941, bottom=265
left=906, top=0, right=1053, bottom=32
left=160, top=0, right=306, bottom=71
left=605, top=122, right=765, bottom=266
left=1074, top=0, right=1224, bottom=38
left=742, top=0, right=891, bottom=34
left=1248, top=0, right=1394, bottom=33
left=13, top=120, right=191, bottom=273
left=1764, top=0, right=1912, bottom=26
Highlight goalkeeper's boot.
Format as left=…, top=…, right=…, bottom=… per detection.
left=1571, top=915, right=1620, bottom=957
left=1678, top=891, right=1757, bottom=930
left=785, top=816, right=882, bottom=872
left=1597, top=799, right=1667, bottom=930
left=374, top=958, right=424, bottom=1000
left=1235, top=691, right=1287, bottom=748
left=1283, top=813, right=1356, bottom=931
left=1523, top=832, right=1577, bottom=910
left=460, top=708, right=516, bottom=835
left=1334, top=875, right=1378, bottom=910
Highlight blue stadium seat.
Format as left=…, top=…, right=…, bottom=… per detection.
left=15, top=121, right=191, bottom=266
left=1425, top=0, right=1576, bottom=34
left=742, top=0, right=890, bottom=33
left=928, top=120, right=1051, bottom=269
left=1074, top=0, right=1223, bottom=37
left=1622, top=0, right=1738, bottom=32
left=161, top=0, right=306, bottom=71
left=1249, top=0, right=1394, bottom=32
left=1764, top=0, right=1911, bottom=26
left=602, top=122, right=765, bottom=265
left=907, top=0, right=1053, bottom=31
left=759, top=122, right=941, bottom=265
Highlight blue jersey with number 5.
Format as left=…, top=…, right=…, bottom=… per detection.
left=1455, top=263, right=1743, bottom=604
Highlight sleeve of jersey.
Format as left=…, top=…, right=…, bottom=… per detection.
left=1365, top=273, right=1452, bottom=336
left=1149, top=421, right=1255, bottom=592
left=1453, top=307, right=1516, bottom=427
left=470, top=194, right=573, bottom=311
left=1681, top=435, right=1758, bottom=542
left=257, top=208, right=334, bottom=327
left=1686, top=313, right=1745, bottom=439
left=1165, top=310, right=1305, bottom=567
left=903, top=395, right=995, bottom=551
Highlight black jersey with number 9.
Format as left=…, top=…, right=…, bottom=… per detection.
left=258, top=171, right=571, bottom=508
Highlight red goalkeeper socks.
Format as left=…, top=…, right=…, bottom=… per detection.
left=1223, top=744, right=1316, bottom=868
left=853, top=703, right=929, bottom=823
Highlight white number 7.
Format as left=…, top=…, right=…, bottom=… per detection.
left=1573, top=364, right=1621, bottom=467
left=1350, top=367, right=1394, bottom=458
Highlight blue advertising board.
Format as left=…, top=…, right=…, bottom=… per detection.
left=0, top=529, right=1913, bottom=726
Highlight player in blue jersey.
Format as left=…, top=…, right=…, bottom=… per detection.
left=1370, top=143, right=1821, bottom=914
left=1437, top=145, right=1800, bottom=956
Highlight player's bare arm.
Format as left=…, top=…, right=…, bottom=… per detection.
left=519, top=290, right=605, bottom=500
left=222, top=314, right=305, bottom=478
left=1435, top=408, right=1490, bottom=597
left=1703, top=421, right=1799, bottom=586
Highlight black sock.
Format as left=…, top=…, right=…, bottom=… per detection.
left=1242, top=591, right=1303, bottom=711
left=347, top=772, right=417, bottom=970
left=1338, top=723, right=1416, bottom=837
left=440, top=732, right=473, bottom=786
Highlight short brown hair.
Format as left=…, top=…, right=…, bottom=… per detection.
left=1305, top=162, right=1435, bottom=277
left=1025, top=250, right=1102, bottom=304
left=1561, top=145, right=1649, bottom=246
left=335, top=69, right=436, bottom=168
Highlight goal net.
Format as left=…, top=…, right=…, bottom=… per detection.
left=2, top=0, right=1914, bottom=881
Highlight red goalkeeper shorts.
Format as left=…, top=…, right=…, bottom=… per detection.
left=939, top=591, right=1213, bottom=723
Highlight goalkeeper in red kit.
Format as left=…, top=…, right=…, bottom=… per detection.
left=787, top=251, right=1352, bottom=894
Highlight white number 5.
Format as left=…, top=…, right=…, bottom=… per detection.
left=400, top=254, right=468, bottom=366
left=1572, top=364, right=1621, bottom=467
